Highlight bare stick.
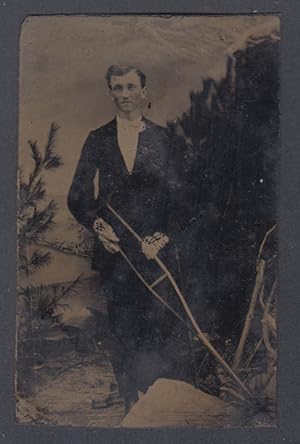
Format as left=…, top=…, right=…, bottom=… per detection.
left=107, top=203, right=143, bottom=242
left=257, top=224, right=277, bottom=264
left=37, top=239, right=92, bottom=257
left=107, top=203, right=253, bottom=399
left=233, top=224, right=277, bottom=371
left=233, top=259, right=265, bottom=371
left=157, top=255, right=252, bottom=398
left=246, top=277, right=277, bottom=369
left=245, top=337, right=264, bottom=369
left=258, top=282, right=265, bottom=311
left=219, top=386, right=246, bottom=402
left=265, top=277, right=278, bottom=311
left=262, top=315, right=277, bottom=363
left=118, top=248, right=187, bottom=325
left=262, top=277, right=278, bottom=369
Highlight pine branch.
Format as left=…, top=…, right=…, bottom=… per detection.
left=27, top=140, right=43, bottom=187
left=43, top=155, right=63, bottom=170
left=18, top=144, right=43, bottom=216
left=30, top=177, right=46, bottom=203
left=17, top=159, right=42, bottom=216
left=21, top=123, right=61, bottom=211
left=29, top=140, right=43, bottom=169
left=34, top=285, right=54, bottom=320
left=33, top=275, right=82, bottom=322
left=26, top=250, right=52, bottom=275
left=19, top=178, right=46, bottom=213
left=18, top=123, right=62, bottom=222
left=57, top=274, right=83, bottom=301
left=44, top=123, right=60, bottom=163
left=18, top=181, right=30, bottom=215
left=19, top=200, right=58, bottom=244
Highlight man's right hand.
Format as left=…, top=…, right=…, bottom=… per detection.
left=93, top=218, right=120, bottom=254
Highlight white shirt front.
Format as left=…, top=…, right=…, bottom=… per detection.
left=116, top=115, right=145, bottom=174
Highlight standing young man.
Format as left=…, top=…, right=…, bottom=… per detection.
left=68, top=65, right=184, bottom=412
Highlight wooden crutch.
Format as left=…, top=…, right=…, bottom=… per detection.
left=102, top=203, right=253, bottom=399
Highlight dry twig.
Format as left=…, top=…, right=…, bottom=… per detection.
left=233, top=259, right=265, bottom=370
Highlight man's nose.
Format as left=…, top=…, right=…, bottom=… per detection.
left=121, top=87, right=129, bottom=98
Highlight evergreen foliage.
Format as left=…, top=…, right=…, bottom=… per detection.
left=19, top=274, right=83, bottom=328
left=17, top=123, right=64, bottom=397
left=169, top=37, right=279, bottom=344
left=18, top=123, right=62, bottom=275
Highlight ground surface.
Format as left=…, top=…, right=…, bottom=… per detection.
left=16, top=277, right=275, bottom=428
left=18, top=350, right=125, bottom=427
left=17, top=277, right=126, bottom=427
left=16, top=275, right=232, bottom=428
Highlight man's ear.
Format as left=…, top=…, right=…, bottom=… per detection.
left=141, top=86, right=147, bottom=99
left=108, top=87, right=115, bottom=101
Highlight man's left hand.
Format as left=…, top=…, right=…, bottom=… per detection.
left=141, top=232, right=169, bottom=260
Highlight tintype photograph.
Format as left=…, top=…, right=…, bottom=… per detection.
left=16, top=15, right=280, bottom=428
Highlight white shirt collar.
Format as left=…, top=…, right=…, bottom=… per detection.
left=116, top=115, right=145, bottom=132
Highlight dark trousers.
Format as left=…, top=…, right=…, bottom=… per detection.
left=103, top=266, right=179, bottom=410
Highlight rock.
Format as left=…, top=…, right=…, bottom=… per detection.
left=121, top=378, right=237, bottom=428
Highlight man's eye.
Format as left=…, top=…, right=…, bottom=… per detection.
left=112, top=85, right=122, bottom=91
left=128, top=84, right=137, bottom=90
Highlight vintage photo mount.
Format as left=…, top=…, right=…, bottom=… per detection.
left=1, top=1, right=300, bottom=443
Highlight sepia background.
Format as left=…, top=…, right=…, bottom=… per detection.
left=17, top=15, right=280, bottom=427
left=19, top=14, right=279, bottom=284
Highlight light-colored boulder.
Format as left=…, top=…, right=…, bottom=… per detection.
left=122, top=378, right=236, bottom=428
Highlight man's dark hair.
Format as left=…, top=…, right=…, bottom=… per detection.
left=105, top=65, right=146, bottom=89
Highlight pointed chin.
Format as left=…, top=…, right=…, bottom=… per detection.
left=118, top=101, right=136, bottom=112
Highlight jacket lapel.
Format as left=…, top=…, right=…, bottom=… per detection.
left=104, top=118, right=128, bottom=176
left=106, top=116, right=150, bottom=176
left=130, top=117, right=157, bottom=174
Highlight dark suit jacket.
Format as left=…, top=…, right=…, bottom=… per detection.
left=67, top=117, right=181, bottom=280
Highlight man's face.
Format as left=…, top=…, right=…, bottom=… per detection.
left=109, top=70, right=146, bottom=114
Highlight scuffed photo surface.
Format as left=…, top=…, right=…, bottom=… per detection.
left=17, top=15, right=279, bottom=427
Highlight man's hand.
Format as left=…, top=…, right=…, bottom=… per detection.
left=141, top=232, right=169, bottom=260
left=93, top=218, right=120, bottom=254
